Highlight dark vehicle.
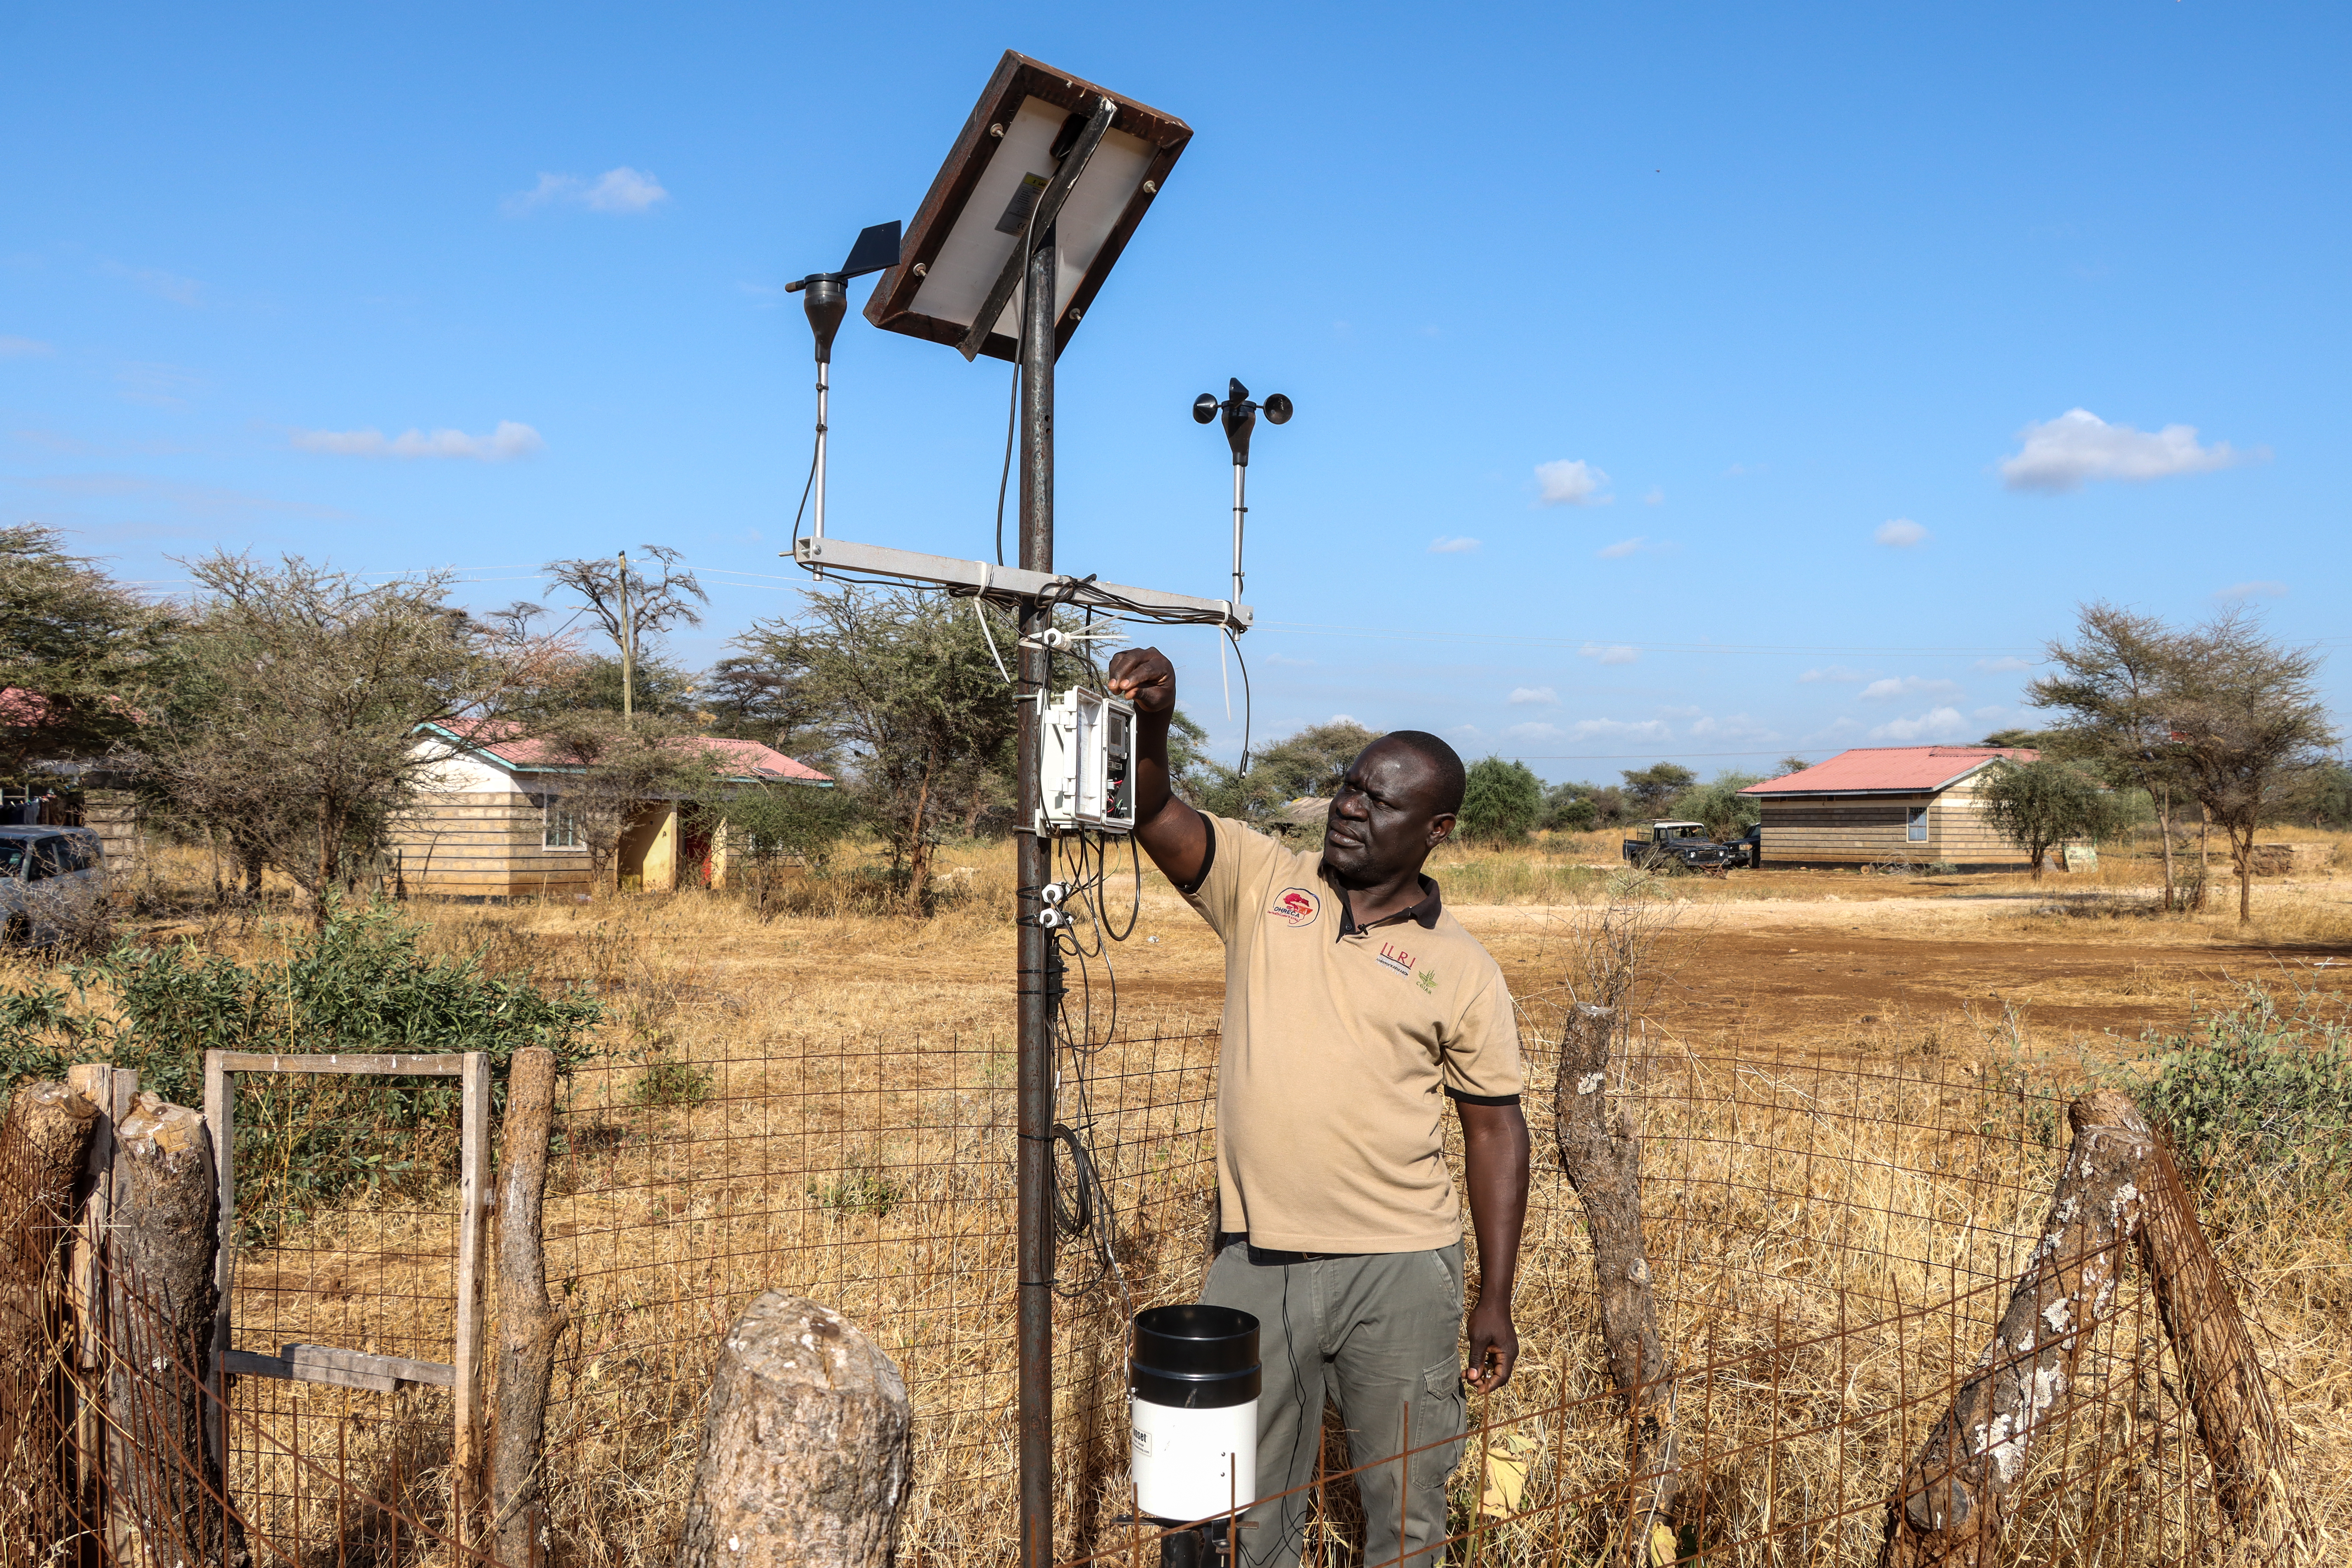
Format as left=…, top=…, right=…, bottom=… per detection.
left=1622, top=820, right=1741, bottom=873
left=1729, top=822, right=1762, bottom=868
left=0, top=826, right=106, bottom=945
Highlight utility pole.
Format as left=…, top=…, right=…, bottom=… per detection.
left=618, top=550, right=635, bottom=725
left=1012, top=221, right=1057, bottom=1568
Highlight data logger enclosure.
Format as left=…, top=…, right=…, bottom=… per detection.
left=1040, top=688, right=1136, bottom=833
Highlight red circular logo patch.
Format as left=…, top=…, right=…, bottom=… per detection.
left=1269, top=886, right=1322, bottom=927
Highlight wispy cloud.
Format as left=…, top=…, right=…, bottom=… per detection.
left=1875, top=518, right=1929, bottom=548
left=1642, top=486, right=1664, bottom=506
left=504, top=167, right=670, bottom=217
left=1428, top=535, right=1479, bottom=554
left=1688, top=713, right=1781, bottom=742
left=1568, top=717, right=1672, bottom=741
left=1579, top=643, right=1638, bottom=666
left=116, top=362, right=204, bottom=408
left=1860, top=675, right=1963, bottom=703
left=0, top=336, right=54, bottom=358
left=1870, top=706, right=1969, bottom=741
left=1974, top=655, right=2033, bottom=672
left=1597, top=535, right=1669, bottom=560
left=1507, top=686, right=1559, bottom=706
left=291, top=420, right=545, bottom=461
left=1535, top=458, right=1611, bottom=506
left=99, top=260, right=203, bottom=306
left=1800, top=666, right=1864, bottom=683
left=2214, top=580, right=2288, bottom=601
left=2000, top=408, right=2253, bottom=492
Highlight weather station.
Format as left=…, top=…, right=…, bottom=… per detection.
left=775, top=49, right=1297, bottom=1568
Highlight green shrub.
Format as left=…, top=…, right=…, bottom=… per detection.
left=2, top=899, right=604, bottom=1238
left=2132, top=983, right=2352, bottom=1214
left=809, top=1165, right=903, bottom=1218
left=1458, top=758, right=1544, bottom=844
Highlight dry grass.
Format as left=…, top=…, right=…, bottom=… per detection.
left=24, top=838, right=2352, bottom=1564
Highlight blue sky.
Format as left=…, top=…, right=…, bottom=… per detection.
left=5, top=3, right=2345, bottom=783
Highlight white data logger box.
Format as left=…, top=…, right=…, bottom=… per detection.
left=1040, top=688, right=1136, bottom=833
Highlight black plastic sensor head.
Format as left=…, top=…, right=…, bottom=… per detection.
left=784, top=221, right=904, bottom=363
left=1193, top=378, right=1292, bottom=466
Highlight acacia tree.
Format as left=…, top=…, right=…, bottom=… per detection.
left=1979, top=758, right=2123, bottom=881
left=734, top=587, right=1021, bottom=912
left=138, top=556, right=531, bottom=919
left=0, top=524, right=174, bottom=778
left=1667, top=771, right=1764, bottom=839
left=1193, top=719, right=1379, bottom=820
left=1621, top=762, right=1697, bottom=819
left=2029, top=604, right=2196, bottom=909
left=1458, top=758, right=1543, bottom=843
left=516, top=711, right=725, bottom=894
left=2160, top=611, right=2336, bottom=922
left=535, top=546, right=708, bottom=721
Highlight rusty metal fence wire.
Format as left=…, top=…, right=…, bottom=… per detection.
left=4, top=1017, right=2284, bottom=1566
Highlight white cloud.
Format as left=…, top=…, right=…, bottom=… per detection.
left=1688, top=713, right=1781, bottom=742
left=1596, top=536, right=1649, bottom=560
left=1428, top=535, right=1479, bottom=554
left=1642, top=486, right=1663, bottom=506
left=1875, top=518, right=1929, bottom=548
left=505, top=167, right=670, bottom=216
left=1974, top=655, right=2033, bottom=672
left=117, top=362, right=203, bottom=408
left=2214, top=580, right=2288, bottom=601
left=1507, top=686, right=1558, bottom=706
left=1579, top=643, right=1639, bottom=665
left=1800, top=665, right=1864, bottom=683
left=291, top=420, right=545, bottom=461
left=1860, top=675, right=1964, bottom=703
left=99, top=261, right=203, bottom=306
left=1568, top=718, right=1672, bottom=741
left=1999, top=408, right=2251, bottom=492
left=1871, top=706, right=1968, bottom=742
left=0, top=336, right=54, bottom=358
left=1535, top=458, right=1611, bottom=506
left=1329, top=714, right=1359, bottom=725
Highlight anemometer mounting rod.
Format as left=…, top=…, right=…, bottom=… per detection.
left=1194, top=377, right=1294, bottom=607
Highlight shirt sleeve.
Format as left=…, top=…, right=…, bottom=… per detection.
left=1181, top=813, right=1288, bottom=941
left=1441, top=970, right=1525, bottom=1104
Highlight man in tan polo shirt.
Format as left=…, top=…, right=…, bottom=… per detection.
left=1106, top=647, right=1530, bottom=1568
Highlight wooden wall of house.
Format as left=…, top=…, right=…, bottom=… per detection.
left=391, top=790, right=592, bottom=898
left=1759, top=787, right=2035, bottom=869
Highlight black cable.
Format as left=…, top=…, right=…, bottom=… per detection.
left=1227, top=625, right=1255, bottom=776
left=787, top=400, right=820, bottom=559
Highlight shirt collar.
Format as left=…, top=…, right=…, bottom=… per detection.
left=1328, top=870, right=1443, bottom=937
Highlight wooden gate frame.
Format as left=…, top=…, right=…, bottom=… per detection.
left=202, top=1050, right=492, bottom=1545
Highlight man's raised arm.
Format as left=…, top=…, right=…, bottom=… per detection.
left=1105, top=646, right=1210, bottom=889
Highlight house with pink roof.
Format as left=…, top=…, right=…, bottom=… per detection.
left=391, top=719, right=832, bottom=898
left=1737, top=746, right=2039, bottom=871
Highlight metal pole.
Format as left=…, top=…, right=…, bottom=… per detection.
left=1230, top=462, right=1247, bottom=609
left=618, top=551, right=634, bottom=724
left=812, top=360, right=831, bottom=541
left=1015, top=221, right=1058, bottom=1568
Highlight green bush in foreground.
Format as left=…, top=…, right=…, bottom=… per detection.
left=1, top=899, right=603, bottom=1238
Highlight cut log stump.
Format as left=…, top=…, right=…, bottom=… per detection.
left=675, top=1292, right=912, bottom=1568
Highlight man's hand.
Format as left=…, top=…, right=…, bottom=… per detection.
left=1458, top=1099, right=1529, bottom=1394
left=1465, top=1298, right=1518, bottom=1395
left=1105, top=647, right=1175, bottom=716
left=1104, top=646, right=1207, bottom=888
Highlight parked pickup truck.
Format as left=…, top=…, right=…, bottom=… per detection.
left=1622, top=820, right=1742, bottom=872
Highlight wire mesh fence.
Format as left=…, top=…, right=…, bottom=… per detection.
left=3, top=1013, right=2291, bottom=1566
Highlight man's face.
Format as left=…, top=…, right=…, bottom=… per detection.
left=1322, top=740, right=1455, bottom=884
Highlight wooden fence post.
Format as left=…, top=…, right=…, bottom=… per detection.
left=103, top=1090, right=236, bottom=1566
left=2135, top=1130, right=2312, bottom=1553
left=0, top=1078, right=99, bottom=1558
left=453, top=1050, right=492, bottom=1547
left=675, top=1293, right=912, bottom=1568
left=493, top=1047, right=568, bottom=1567
left=1551, top=1003, right=1679, bottom=1557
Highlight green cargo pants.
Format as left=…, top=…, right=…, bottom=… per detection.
left=1200, top=1239, right=1466, bottom=1568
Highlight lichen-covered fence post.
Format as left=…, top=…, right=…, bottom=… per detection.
left=494, top=1046, right=568, bottom=1567
left=675, top=1292, right=912, bottom=1568
left=1880, top=1089, right=2309, bottom=1566
left=1552, top=1002, right=1679, bottom=1560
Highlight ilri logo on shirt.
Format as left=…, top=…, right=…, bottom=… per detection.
left=1377, top=940, right=1415, bottom=976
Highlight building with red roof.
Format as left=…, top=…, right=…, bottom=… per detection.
left=392, top=719, right=833, bottom=898
left=1737, top=746, right=2038, bottom=871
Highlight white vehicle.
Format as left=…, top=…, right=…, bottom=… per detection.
left=0, top=826, right=107, bottom=946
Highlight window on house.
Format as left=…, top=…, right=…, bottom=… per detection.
left=1907, top=806, right=1928, bottom=843
left=540, top=797, right=583, bottom=850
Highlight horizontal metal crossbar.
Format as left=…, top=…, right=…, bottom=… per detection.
left=224, top=1344, right=457, bottom=1393
left=793, top=536, right=1252, bottom=630
left=211, top=1052, right=467, bottom=1076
